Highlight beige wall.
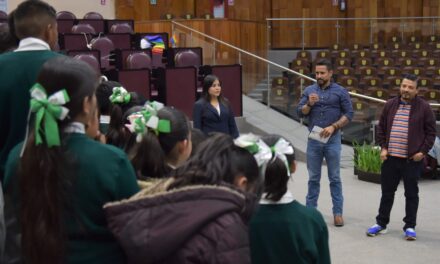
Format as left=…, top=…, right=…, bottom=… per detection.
left=7, top=0, right=116, bottom=19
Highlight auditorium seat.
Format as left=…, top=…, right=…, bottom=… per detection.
left=271, top=77, right=290, bottom=109
left=106, top=19, right=134, bottom=33
left=423, top=89, right=440, bottom=102
left=291, top=66, right=310, bottom=76
left=414, top=50, right=432, bottom=66
left=402, top=66, right=423, bottom=76
left=424, top=35, right=438, bottom=43
left=396, top=57, right=416, bottom=67
left=357, top=65, right=377, bottom=77
left=108, top=69, right=151, bottom=99
left=382, top=67, right=401, bottom=79
left=384, top=76, right=402, bottom=90
left=71, top=24, right=96, bottom=34
left=211, top=64, right=243, bottom=116
left=77, top=19, right=105, bottom=34
left=361, top=76, right=382, bottom=89
left=354, top=57, right=373, bottom=69
left=372, top=49, right=391, bottom=59
left=367, top=88, right=390, bottom=100
left=388, top=42, right=407, bottom=51
left=352, top=50, right=371, bottom=60
left=393, top=50, right=411, bottom=59
left=106, top=33, right=132, bottom=50
left=56, top=11, right=76, bottom=19
left=114, top=49, right=152, bottom=70
left=335, top=66, right=354, bottom=77
left=73, top=54, right=101, bottom=74
left=418, top=77, right=432, bottom=90
left=388, top=35, right=402, bottom=44
left=335, top=57, right=351, bottom=68
left=290, top=58, right=310, bottom=69
left=83, top=12, right=104, bottom=20
left=174, top=50, right=201, bottom=67
left=296, top=50, right=312, bottom=61
left=57, top=20, right=76, bottom=34
left=370, top=43, right=385, bottom=58
left=90, top=36, right=115, bottom=70
left=126, top=52, right=152, bottom=70
left=339, top=76, right=359, bottom=88
left=59, top=33, right=92, bottom=50
left=425, top=59, right=440, bottom=76
left=376, top=57, right=394, bottom=68
left=315, top=50, right=331, bottom=60
left=329, top=44, right=344, bottom=58
left=408, top=42, right=425, bottom=50
left=109, top=23, right=133, bottom=34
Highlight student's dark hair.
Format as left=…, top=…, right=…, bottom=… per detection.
left=261, top=134, right=296, bottom=202
left=106, top=92, right=144, bottom=151
left=402, top=73, right=419, bottom=88
left=0, top=22, right=17, bottom=53
left=190, top=128, right=207, bottom=156
left=129, top=106, right=191, bottom=179
left=169, top=133, right=261, bottom=192
left=7, top=10, right=19, bottom=45
left=201, top=74, right=229, bottom=107
left=18, top=56, right=98, bottom=264
left=316, top=59, right=333, bottom=71
left=96, top=81, right=120, bottom=115
left=13, top=0, right=56, bottom=40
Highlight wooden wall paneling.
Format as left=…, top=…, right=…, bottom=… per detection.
left=129, top=0, right=195, bottom=20
left=195, top=0, right=212, bottom=18
left=115, top=0, right=134, bottom=19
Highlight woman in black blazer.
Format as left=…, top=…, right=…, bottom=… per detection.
left=193, top=75, right=239, bottom=138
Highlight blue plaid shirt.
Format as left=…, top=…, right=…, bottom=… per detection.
left=297, top=82, right=353, bottom=131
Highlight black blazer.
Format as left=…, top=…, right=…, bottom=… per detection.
left=193, top=98, right=239, bottom=138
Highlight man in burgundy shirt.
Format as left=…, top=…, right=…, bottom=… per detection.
left=366, top=74, right=436, bottom=241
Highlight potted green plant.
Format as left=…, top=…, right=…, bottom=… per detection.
left=353, top=142, right=383, bottom=184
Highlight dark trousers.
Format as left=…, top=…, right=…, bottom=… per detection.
left=376, top=156, right=423, bottom=230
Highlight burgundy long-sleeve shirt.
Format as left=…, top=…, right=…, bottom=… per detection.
left=377, top=95, right=436, bottom=157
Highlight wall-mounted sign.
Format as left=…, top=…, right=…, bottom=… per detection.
left=228, top=0, right=234, bottom=6
left=150, top=0, right=157, bottom=5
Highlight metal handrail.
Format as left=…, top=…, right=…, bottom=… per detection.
left=171, top=21, right=440, bottom=107
left=266, top=16, right=440, bottom=21
left=172, top=21, right=315, bottom=82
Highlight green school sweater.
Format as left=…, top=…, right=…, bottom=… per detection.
left=4, top=133, right=140, bottom=264
left=250, top=200, right=331, bottom=264
left=0, top=50, right=60, bottom=180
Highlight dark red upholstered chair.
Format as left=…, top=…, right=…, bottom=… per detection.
left=91, top=37, right=115, bottom=70
left=126, top=52, right=152, bottom=70
left=73, top=54, right=101, bottom=74
left=0, top=10, right=7, bottom=20
left=174, top=50, right=201, bottom=67
left=110, top=23, right=133, bottom=34
left=71, top=24, right=96, bottom=34
left=83, top=12, right=104, bottom=20
left=56, top=11, right=76, bottom=19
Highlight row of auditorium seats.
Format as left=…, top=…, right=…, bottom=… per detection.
left=102, top=64, right=243, bottom=119
left=53, top=11, right=239, bottom=119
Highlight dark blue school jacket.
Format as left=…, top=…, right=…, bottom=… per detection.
left=193, top=98, right=239, bottom=138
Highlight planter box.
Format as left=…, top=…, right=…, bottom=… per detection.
left=357, top=170, right=381, bottom=184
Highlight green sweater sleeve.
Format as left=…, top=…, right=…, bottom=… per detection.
left=116, top=154, right=140, bottom=199
left=315, top=212, right=331, bottom=264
